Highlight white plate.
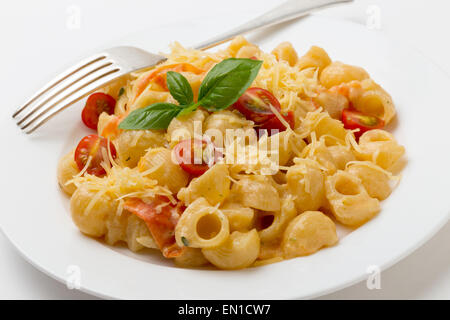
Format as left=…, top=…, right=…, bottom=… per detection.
left=1, top=16, right=449, bottom=300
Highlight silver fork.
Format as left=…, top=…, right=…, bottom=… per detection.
left=13, top=0, right=352, bottom=134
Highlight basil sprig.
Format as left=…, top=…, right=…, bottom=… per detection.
left=118, top=58, right=262, bottom=130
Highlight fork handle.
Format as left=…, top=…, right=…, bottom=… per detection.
left=194, top=0, right=353, bottom=50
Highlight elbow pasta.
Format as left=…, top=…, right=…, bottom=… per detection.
left=314, top=90, right=349, bottom=119
left=257, top=194, right=297, bottom=244
left=167, top=109, right=207, bottom=145
left=177, top=163, right=231, bottom=206
left=326, top=144, right=356, bottom=171
left=282, top=211, right=338, bottom=258
left=297, top=45, right=332, bottom=74
left=174, top=247, right=209, bottom=268
left=286, top=159, right=326, bottom=212
left=346, top=161, right=393, bottom=200
left=297, top=109, right=348, bottom=144
left=138, top=147, right=189, bottom=193
left=57, top=150, right=79, bottom=195
left=175, top=197, right=230, bottom=249
left=227, top=36, right=256, bottom=57
left=355, top=129, right=405, bottom=170
left=236, top=44, right=260, bottom=59
left=59, top=36, right=405, bottom=269
left=348, top=79, right=396, bottom=123
left=325, top=170, right=381, bottom=227
left=272, top=42, right=298, bottom=67
left=70, top=185, right=116, bottom=237
left=220, top=201, right=255, bottom=232
left=204, top=110, right=254, bottom=146
left=125, top=214, right=156, bottom=252
left=116, top=129, right=166, bottom=167
left=104, top=210, right=129, bottom=246
left=231, top=175, right=281, bottom=212
left=320, top=61, right=370, bottom=88
left=202, top=230, right=260, bottom=270
left=301, top=138, right=339, bottom=174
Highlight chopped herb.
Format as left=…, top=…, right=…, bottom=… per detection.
left=125, top=156, right=131, bottom=161
left=118, top=87, right=125, bottom=97
left=181, top=236, right=189, bottom=247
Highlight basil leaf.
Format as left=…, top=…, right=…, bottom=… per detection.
left=166, top=71, right=194, bottom=105
left=198, top=58, right=262, bottom=111
left=118, top=103, right=182, bottom=130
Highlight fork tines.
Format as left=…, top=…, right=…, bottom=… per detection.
left=13, top=54, right=121, bottom=134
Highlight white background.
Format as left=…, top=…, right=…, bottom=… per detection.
left=0, top=0, right=449, bottom=299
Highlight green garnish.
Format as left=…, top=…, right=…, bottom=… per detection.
left=119, top=102, right=182, bottom=130
left=118, top=58, right=262, bottom=130
left=181, top=236, right=189, bottom=247
left=118, top=87, right=125, bottom=98
left=166, top=71, right=194, bottom=106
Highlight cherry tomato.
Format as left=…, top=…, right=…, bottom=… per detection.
left=341, top=108, right=384, bottom=139
left=259, top=110, right=295, bottom=135
left=232, top=87, right=294, bottom=134
left=232, top=87, right=281, bottom=124
left=81, top=92, right=116, bottom=130
left=173, top=139, right=222, bottom=176
left=124, top=196, right=185, bottom=258
left=74, top=134, right=117, bottom=176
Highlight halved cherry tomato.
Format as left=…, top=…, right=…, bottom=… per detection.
left=342, top=108, right=384, bottom=139
left=74, top=134, right=117, bottom=176
left=232, top=87, right=281, bottom=124
left=81, top=93, right=116, bottom=130
left=133, top=63, right=204, bottom=102
left=124, top=196, right=185, bottom=258
left=232, top=87, right=294, bottom=134
left=259, top=110, right=295, bottom=134
left=173, top=139, right=222, bottom=176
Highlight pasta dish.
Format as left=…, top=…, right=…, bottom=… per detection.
left=57, top=36, right=405, bottom=269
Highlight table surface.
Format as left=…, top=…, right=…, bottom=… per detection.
left=0, top=0, right=449, bottom=299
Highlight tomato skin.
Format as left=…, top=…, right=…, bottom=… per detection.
left=232, top=87, right=281, bottom=124
left=341, top=108, right=384, bottom=139
left=124, top=196, right=185, bottom=258
left=81, top=93, right=116, bottom=130
left=173, top=139, right=221, bottom=176
left=259, top=110, right=295, bottom=135
left=232, top=87, right=294, bottom=134
left=74, top=134, right=117, bottom=177
left=284, top=111, right=295, bottom=128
